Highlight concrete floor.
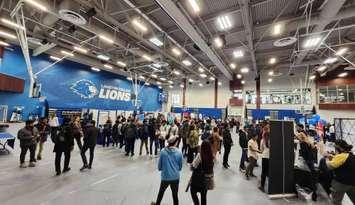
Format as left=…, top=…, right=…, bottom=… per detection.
left=0, top=124, right=345, bottom=205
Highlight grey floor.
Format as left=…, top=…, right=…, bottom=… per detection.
left=0, top=124, right=343, bottom=205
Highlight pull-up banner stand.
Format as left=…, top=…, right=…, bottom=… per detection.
left=268, top=120, right=296, bottom=199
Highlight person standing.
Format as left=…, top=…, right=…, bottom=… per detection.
left=80, top=120, right=99, bottom=171
left=187, top=122, right=199, bottom=164
left=239, top=126, right=249, bottom=172
left=180, top=119, right=190, bottom=156
left=139, top=120, right=150, bottom=155
left=245, top=134, right=260, bottom=180
left=17, top=120, right=39, bottom=168
left=210, top=127, right=221, bottom=158
left=71, top=116, right=83, bottom=151
left=124, top=118, right=138, bottom=156
left=190, top=140, right=215, bottom=205
left=52, top=118, right=74, bottom=175
left=102, top=117, right=112, bottom=147
left=151, top=135, right=183, bottom=205
left=149, top=117, right=159, bottom=156
left=222, top=124, right=233, bottom=169
left=36, top=117, right=50, bottom=160
left=259, top=126, right=270, bottom=192
left=159, top=120, right=169, bottom=151
left=112, top=119, right=120, bottom=147
left=119, top=118, right=126, bottom=148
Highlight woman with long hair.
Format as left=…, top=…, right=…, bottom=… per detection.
left=190, top=140, right=214, bottom=205
left=259, top=125, right=270, bottom=192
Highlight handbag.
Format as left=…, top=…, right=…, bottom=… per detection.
left=204, top=173, right=215, bottom=190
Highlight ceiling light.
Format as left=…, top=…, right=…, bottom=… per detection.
left=49, top=56, right=61, bottom=61
left=139, top=75, right=145, bottom=80
left=168, top=80, right=174, bottom=84
left=309, top=75, right=316, bottom=80
left=179, top=84, right=184, bottom=88
left=241, top=80, right=245, bottom=84
left=198, top=83, right=203, bottom=87
left=268, top=70, right=274, bottom=76
left=61, top=50, right=74, bottom=57
left=217, top=15, right=232, bottom=31
left=237, top=74, right=242, bottom=79
left=188, top=0, right=200, bottom=13
left=160, top=77, right=167, bottom=81
left=127, top=77, right=133, bottom=81
left=268, top=57, right=277, bottom=64
left=117, top=61, right=126, bottom=67
left=99, top=34, right=114, bottom=44
left=188, top=78, right=194, bottom=82
left=240, top=67, right=249, bottom=73
left=218, top=82, right=222, bottom=86
left=173, top=70, right=181, bottom=75
left=0, top=30, right=17, bottom=39
left=209, top=77, right=215, bottom=81
left=73, top=46, right=88, bottom=53
left=182, top=59, right=192, bottom=66
left=0, top=40, right=10, bottom=47
left=272, top=23, right=283, bottom=36
left=213, top=36, right=224, bottom=48
left=149, top=37, right=163, bottom=47
left=158, top=86, right=162, bottom=89
left=323, top=57, right=338, bottom=64
left=97, top=54, right=110, bottom=61
left=198, top=67, right=205, bottom=73
left=171, top=47, right=181, bottom=56
left=132, top=18, right=148, bottom=32
left=1, top=18, right=25, bottom=30
left=151, top=74, right=158, bottom=78
left=200, top=73, right=207, bottom=78
left=152, top=63, right=162, bottom=68
left=317, top=65, right=327, bottom=72
left=24, top=0, right=47, bottom=11
left=335, top=47, right=348, bottom=56
left=233, top=50, right=244, bottom=58
left=156, top=81, right=162, bottom=85
left=145, top=82, right=150, bottom=86
left=230, top=63, right=236, bottom=69
left=91, top=67, right=100, bottom=72
left=104, top=64, right=113, bottom=69
left=338, top=72, right=348, bottom=78
left=169, top=85, right=174, bottom=89
left=268, top=78, right=273, bottom=83
left=143, top=54, right=153, bottom=61
left=303, top=36, right=322, bottom=48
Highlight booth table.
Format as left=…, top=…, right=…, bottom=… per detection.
left=0, top=132, right=15, bottom=153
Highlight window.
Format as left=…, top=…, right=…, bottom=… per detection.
left=337, top=85, right=347, bottom=103
left=245, top=89, right=311, bottom=105
left=348, top=85, right=355, bottom=103
left=318, top=84, right=355, bottom=104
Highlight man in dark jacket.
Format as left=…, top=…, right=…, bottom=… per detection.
left=139, top=119, right=150, bottom=155
left=149, top=117, right=159, bottom=156
left=239, top=126, right=248, bottom=171
left=53, top=118, right=74, bottom=175
left=102, top=118, right=112, bottom=147
left=222, top=123, right=233, bottom=169
left=17, top=120, right=39, bottom=168
left=36, top=117, right=51, bottom=160
left=80, top=120, right=99, bottom=171
left=112, top=119, right=120, bottom=147
left=124, top=118, right=138, bottom=156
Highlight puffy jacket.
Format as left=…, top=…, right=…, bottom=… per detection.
left=17, top=127, right=39, bottom=147
left=188, top=128, right=199, bottom=148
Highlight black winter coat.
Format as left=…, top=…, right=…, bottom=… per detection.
left=53, top=125, right=74, bottom=152
left=84, top=125, right=99, bottom=147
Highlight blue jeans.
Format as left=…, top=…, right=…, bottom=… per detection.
left=239, top=148, right=248, bottom=169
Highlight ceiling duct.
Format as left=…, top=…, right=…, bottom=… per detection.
left=59, top=0, right=87, bottom=25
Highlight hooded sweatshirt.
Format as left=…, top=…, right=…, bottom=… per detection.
left=158, top=146, right=183, bottom=181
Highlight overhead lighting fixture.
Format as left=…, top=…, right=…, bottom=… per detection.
left=230, top=63, right=237, bottom=70
left=317, top=65, right=327, bottom=72
left=73, top=46, right=88, bottom=54
left=149, top=37, right=163, bottom=47
left=97, top=54, right=110, bottom=61
left=117, top=61, right=126, bottom=67
left=0, top=40, right=10, bottom=47
left=151, top=74, right=158, bottom=78
left=173, top=70, right=181, bottom=75
left=169, top=85, right=174, bottom=89
left=168, top=80, right=174, bottom=84
left=198, top=83, right=203, bottom=87
left=233, top=50, right=244, bottom=58
left=217, top=15, right=232, bottom=31
left=200, top=73, right=207, bottom=78
left=241, top=80, right=245, bottom=84
left=303, top=36, right=322, bottom=48
left=152, top=63, right=162, bottom=69
left=272, top=23, right=283, bottom=36
left=335, top=47, right=348, bottom=56
left=139, top=75, right=145, bottom=80
left=188, top=0, right=200, bottom=13
left=132, top=18, right=148, bottom=32
left=160, top=77, right=167, bottom=81
left=218, top=82, right=222, bottom=86
left=323, top=57, right=338, bottom=64
left=104, top=64, right=113, bottom=69
left=24, top=0, right=48, bottom=11
left=213, top=36, right=224, bottom=48
left=49, top=56, right=61, bottom=61
left=209, top=77, right=215, bottom=81
left=182, top=59, right=192, bottom=66
left=1, top=18, right=25, bottom=30
left=188, top=78, right=194, bottom=82
left=309, top=75, right=316, bottom=80
left=0, top=30, right=17, bottom=39
left=158, top=86, right=162, bottom=89
left=240, top=67, right=249, bottom=73
left=99, top=34, right=114, bottom=44
left=180, top=84, right=184, bottom=88
left=145, top=82, right=150, bottom=86
left=127, top=77, right=133, bottom=81
left=237, top=74, right=242, bottom=79
left=268, top=57, right=277, bottom=64
left=268, top=70, right=274, bottom=76
left=171, top=47, right=181, bottom=56
left=338, top=72, right=348, bottom=78
left=61, top=50, right=74, bottom=57
left=268, top=78, right=273, bottom=83
left=198, top=67, right=205, bottom=73
left=143, top=54, right=152, bottom=61
left=156, top=81, right=162, bottom=85
left=91, top=67, right=100, bottom=72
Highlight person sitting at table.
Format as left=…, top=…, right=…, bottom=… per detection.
left=17, top=120, right=39, bottom=168
left=325, top=139, right=355, bottom=205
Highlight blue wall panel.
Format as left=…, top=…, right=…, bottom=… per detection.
left=0, top=47, right=162, bottom=120
left=171, top=107, right=223, bottom=119
left=249, top=108, right=303, bottom=122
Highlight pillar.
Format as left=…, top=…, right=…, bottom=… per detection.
left=256, top=75, right=261, bottom=110
left=182, top=78, right=186, bottom=107
left=214, top=79, right=218, bottom=108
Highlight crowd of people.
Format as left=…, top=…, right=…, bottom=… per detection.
left=15, top=113, right=355, bottom=205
